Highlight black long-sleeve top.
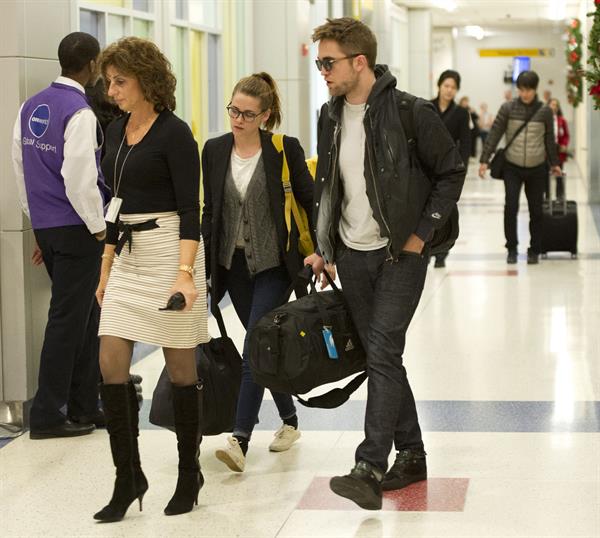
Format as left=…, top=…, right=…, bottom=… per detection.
left=431, top=98, right=471, bottom=166
left=101, top=110, right=200, bottom=245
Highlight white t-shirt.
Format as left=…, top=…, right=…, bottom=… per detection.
left=231, top=148, right=262, bottom=199
left=338, top=101, right=387, bottom=251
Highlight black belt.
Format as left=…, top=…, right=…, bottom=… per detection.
left=116, top=219, right=159, bottom=255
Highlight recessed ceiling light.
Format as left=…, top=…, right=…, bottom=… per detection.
left=432, top=0, right=458, bottom=13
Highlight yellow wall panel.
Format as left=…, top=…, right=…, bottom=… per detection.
left=84, top=0, right=125, bottom=7
left=190, top=30, right=207, bottom=146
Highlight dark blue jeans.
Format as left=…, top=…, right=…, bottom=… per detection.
left=336, top=244, right=428, bottom=474
left=222, top=250, right=297, bottom=439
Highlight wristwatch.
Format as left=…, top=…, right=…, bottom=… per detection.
left=179, top=264, right=195, bottom=277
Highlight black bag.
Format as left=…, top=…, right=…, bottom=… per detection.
left=249, top=268, right=367, bottom=409
left=489, top=101, right=542, bottom=179
left=149, top=305, right=242, bottom=435
left=489, top=148, right=507, bottom=180
left=396, top=92, right=459, bottom=254
left=541, top=174, right=578, bottom=258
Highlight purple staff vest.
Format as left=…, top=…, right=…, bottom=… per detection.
left=19, top=82, right=109, bottom=229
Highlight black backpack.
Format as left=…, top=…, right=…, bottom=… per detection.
left=396, top=92, right=460, bottom=255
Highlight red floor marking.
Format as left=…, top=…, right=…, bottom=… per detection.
left=448, top=270, right=518, bottom=276
left=297, top=477, right=469, bottom=512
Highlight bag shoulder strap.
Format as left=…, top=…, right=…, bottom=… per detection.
left=272, top=134, right=294, bottom=250
left=396, top=91, right=418, bottom=147
left=296, top=371, right=368, bottom=408
left=503, top=101, right=543, bottom=151
left=211, top=300, right=228, bottom=339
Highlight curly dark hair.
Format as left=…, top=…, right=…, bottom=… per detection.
left=100, top=37, right=176, bottom=112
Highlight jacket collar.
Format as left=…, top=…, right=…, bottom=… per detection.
left=327, top=64, right=397, bottom=122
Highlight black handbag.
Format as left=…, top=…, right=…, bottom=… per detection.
left=149, top=304, right=242, bottom=435
left=489, top=101, right=542, bottom=179
left=249, top=268, right=367, bottom=409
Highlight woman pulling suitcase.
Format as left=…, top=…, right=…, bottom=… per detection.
left=201, top=73, right=315, bottom=472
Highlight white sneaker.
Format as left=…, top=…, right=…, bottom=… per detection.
left=269, top=425, right=301, bottom=452
left=215, top=436, right=246, bottom=472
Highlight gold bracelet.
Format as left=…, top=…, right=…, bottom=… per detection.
left=179, top=264, right=195, bottom=277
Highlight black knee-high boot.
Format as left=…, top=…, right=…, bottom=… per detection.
left=94, top=382, right=149, bottom=522
left=164, top=382, right=204, bottom=516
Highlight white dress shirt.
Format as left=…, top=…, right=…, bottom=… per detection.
left=12, top=76, right=106, bottom=234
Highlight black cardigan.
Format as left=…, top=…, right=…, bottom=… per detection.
left=201, top=129, right=314, bottom=305
left=431, top=98, right=471, bottom=166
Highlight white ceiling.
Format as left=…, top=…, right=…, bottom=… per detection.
left=395, top=0, right=582, bottom=28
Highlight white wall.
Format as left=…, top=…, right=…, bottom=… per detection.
left=431, top=28, right=454, bottom=97
left=253, top=0, right=312, bottom=150
left=371, top=0, right=409, bottom=92
left=453, top=27, right=572, bottom=126
left=0, top=0, right=63, bottom=405
left=408, top=9, right=433, bottom=99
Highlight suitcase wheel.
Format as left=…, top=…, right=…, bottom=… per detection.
left=571, top=253, right=577, bottom=259
left=541, top=253, right=548, bottom=259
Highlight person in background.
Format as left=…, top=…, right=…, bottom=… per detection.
left=86, top=77, right=123, bottom=150
left=478, top=102, right=494, bottom=147
left=459, top=96, right=480, bottom=158
left=94, top=37, right=208, bottom=522
left=548, top=98, right=569, bottom=200
left=431, top=71, right=470, bottom=268
left=202, top=73, right=316, bottom=474
left=543, top=89, right=552, bottom=104
left=11, top=32, right=108, bottom=440
left=479, top=71, right=561, bottom=265
left=504, top=89, right=513, bottom=102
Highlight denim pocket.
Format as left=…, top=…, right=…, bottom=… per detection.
left=398, top=250, right=424, bottom=260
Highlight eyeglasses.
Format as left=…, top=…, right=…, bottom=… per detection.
left=226, top=105, right=265, bottom=122
left=315, top=54, right=363, bottom=72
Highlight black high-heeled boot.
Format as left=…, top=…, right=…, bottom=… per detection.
left=164, top=382, right=204, bottom=516
left=94, top=382, right=149, bottom=523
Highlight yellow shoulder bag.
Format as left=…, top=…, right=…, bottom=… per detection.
left=271, top=134, right=315, bottom=257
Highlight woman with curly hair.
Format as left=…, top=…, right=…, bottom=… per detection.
left=93, top=37, right=208, bottom=522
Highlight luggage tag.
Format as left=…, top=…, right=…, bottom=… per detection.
left=105, top=197, right=123, bottom=223
left=322, top=326, right=339, bottom=359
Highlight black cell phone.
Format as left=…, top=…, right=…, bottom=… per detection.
left=159, top=292, right=186, bottom=311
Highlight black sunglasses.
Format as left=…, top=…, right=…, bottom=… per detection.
left=315, top=53, right=364, bottom=72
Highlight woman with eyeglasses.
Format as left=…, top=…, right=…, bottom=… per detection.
left=201, top=72, right=314, bottom=472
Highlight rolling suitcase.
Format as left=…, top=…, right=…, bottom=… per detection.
left=540, top=173, right=577, bottom=258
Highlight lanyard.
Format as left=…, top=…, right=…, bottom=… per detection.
left=112, top=130, right=136, bottom=197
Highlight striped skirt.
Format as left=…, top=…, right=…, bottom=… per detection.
left=99, top=212, right=209, bottom=348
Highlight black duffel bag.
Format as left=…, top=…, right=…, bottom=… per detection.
left=249, top=268, right=367, bottom=409
left=149, top=304, right=242, bottom=435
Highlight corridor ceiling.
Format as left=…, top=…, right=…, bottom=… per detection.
left=396, top=0, right=583, bottom=28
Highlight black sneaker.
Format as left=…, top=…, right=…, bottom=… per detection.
left=330, top=461, right=383, bottom=510
left=382, top=448, right=427, bottom=491
left=527, top=250, right=539, bottom=264
left=507, top=250, right=518, bottom=264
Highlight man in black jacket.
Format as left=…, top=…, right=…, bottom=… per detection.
left=305, top=18, right=465, bottom=510
left=479, top=71, right=560, bottom=264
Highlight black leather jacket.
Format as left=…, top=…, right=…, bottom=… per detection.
left=314, top=65, right=466, bottom=263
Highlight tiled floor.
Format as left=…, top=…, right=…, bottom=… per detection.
left=1, top=160, right=599, bottom=537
